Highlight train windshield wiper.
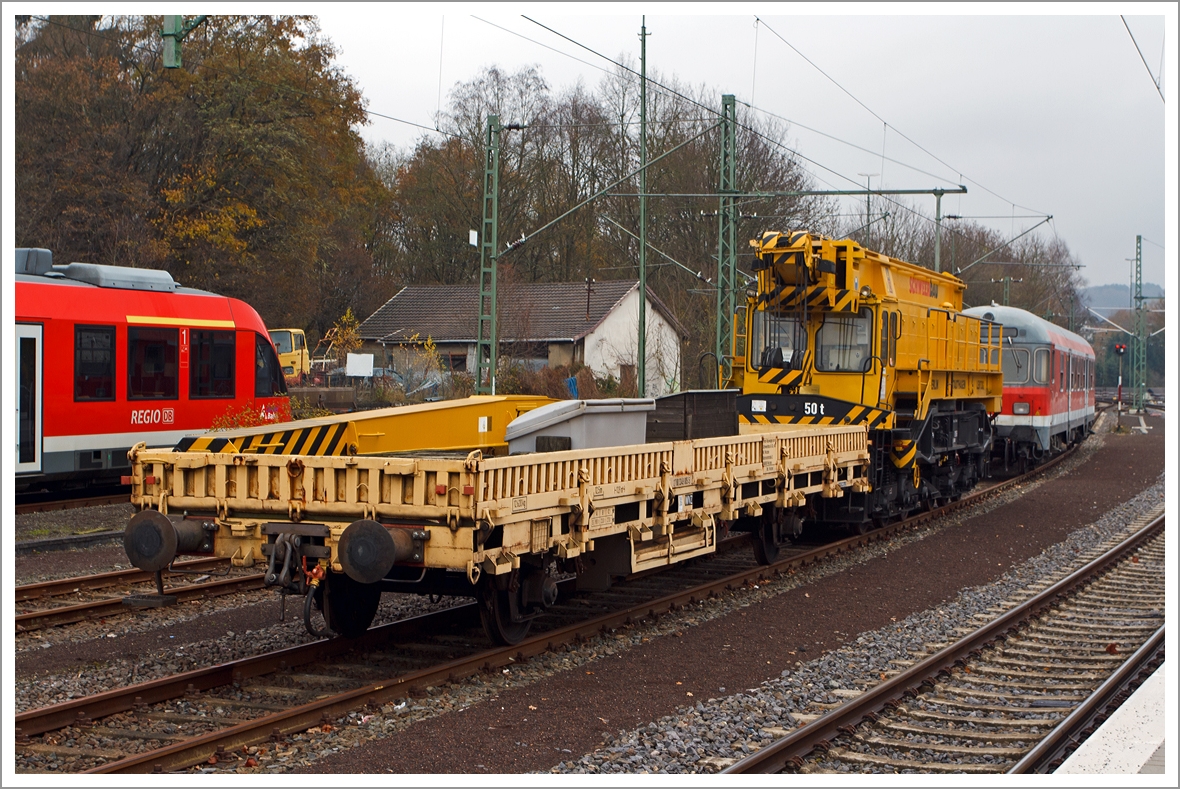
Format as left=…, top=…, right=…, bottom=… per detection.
left=1006, top=336, right=1022, bottom=369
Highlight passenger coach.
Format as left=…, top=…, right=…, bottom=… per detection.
left=964, top=304, right=1096, bottom=472
left=15, top=248, right=289, bottom=492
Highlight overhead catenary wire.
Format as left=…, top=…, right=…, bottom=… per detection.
left=519, top=14, right=972, bottom=193
left=754, top=15, right=1051, bottom=218
left=737, top=100, right=964, bottom=187
left=750, top=17, right=760, bottom=105
left=517, top=13, right=1054, bottom=248
left=1121, top=15, right=1165, bottom=103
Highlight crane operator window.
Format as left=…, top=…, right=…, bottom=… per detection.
left=750, top=309, right=805, bottom=369
left=816, top=308, right=872, bottom=372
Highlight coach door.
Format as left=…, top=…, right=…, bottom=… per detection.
left=16, top=324, right=43, bottom=474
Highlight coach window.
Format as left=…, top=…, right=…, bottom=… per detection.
left=1033, top=348, right=1050, bottom=384
left=75, top=325, right=116, bottom=401
left=128, top=327, right=178, bottom=399
left=816, top=307, right=872, bottom=372
left=255, top=333, right=288, bottom=397
left=191, top=330, right=236, bottom=398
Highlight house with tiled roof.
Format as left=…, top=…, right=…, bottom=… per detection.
left=358, top=279, right=687, bottom=396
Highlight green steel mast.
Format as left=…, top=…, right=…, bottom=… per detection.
left=715, top=94, right=737, bottom=385
left=637, top=18, right=649, bottom=397
left=1132, top=234, right=1147, bottom=412
left=475, top=115, right=502, bottom=395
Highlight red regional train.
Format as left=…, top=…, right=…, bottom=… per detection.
left=964, top=304, right=1096, bottom=472
left=15, top=248, right=289, bottom=493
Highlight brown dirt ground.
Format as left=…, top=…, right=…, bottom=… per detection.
left=302, top=421, right=1164, bottom=774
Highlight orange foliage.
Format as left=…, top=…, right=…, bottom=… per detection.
left=210, top=399, right=291, bottom=431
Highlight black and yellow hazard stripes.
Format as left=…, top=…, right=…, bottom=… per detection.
left=759, top=283, right=859, bottom=313
left=890, top=439, right=917, bottom=469
left=756, top=366, right=805, bottom=389
left=738, top=394, right=891, bottom=429
left=175, top=421, right=358, bottom=456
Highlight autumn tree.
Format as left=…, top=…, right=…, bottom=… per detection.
left=376, top=63, right=836, bottom=388
left=15, top=14, right=398, bottom=338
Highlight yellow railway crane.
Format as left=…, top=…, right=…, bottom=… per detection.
left=725, top=230, right=1003, bottom=541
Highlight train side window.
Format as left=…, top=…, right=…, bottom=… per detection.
left=889, top=311, right=898, bottom=366
left=191, top=331, right=236, bottom=398
left=1033, top=348, right=1050, bottom=384
left=75, top=325, right=116, bottom=401
left=880, top=312, right=888, bottom=370
left=1059, top=353, right=1064, bottom=392
left=128, top=327, right=178, bottom=400
left=255, top=333, right=288, bottom=397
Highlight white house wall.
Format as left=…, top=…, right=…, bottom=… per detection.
left=583, top=288, right=681, bottom=396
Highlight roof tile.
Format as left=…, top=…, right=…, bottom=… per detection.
left=360, top=280, right=682, bottom=344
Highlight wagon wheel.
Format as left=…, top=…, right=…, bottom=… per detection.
left=322, top=571, right=382, bottom=639
left=476, top=577, right=532, bottom=646
left=752, top=510, right=802, bottom=565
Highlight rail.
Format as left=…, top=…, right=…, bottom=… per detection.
left=723, top=511, right=1165, bottom=774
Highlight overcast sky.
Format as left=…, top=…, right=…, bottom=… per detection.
left=313, top=3, right=1173, bottom=293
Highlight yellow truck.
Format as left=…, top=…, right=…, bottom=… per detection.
left=268, top=328, right=310, bottom=384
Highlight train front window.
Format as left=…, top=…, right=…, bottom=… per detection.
left=269, top=330, right=293, bottom=354
left=816, top=308, right=872, bottom=372
left=191, top=331, right=236, bottom=398
left=75, top=325, right=116, bottom=401
left=750, top=309, right=806, bottom=369
left=1002, top=346, right=1029, bottom=384
left=128, top=327, right=178, bottom=400
left=255, top=333, right=288, bottom=396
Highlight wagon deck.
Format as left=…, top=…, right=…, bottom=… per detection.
left=128, top=423, right=869, bottom=582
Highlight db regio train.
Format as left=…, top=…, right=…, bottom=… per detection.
left=15, top=248, right=289, bottom=493
left=963, top=304, right=1096, bottom=472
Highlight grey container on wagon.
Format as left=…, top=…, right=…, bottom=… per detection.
left=504, top=398, right=655, bottom=453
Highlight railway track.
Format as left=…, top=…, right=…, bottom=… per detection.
left=13, top=447, right=1083, bottom=774
left=723, top=510, right=1165, bottom=775
left=15, top=559, right=265, bottom=632
left=16, top=490, right=131, bottom=515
